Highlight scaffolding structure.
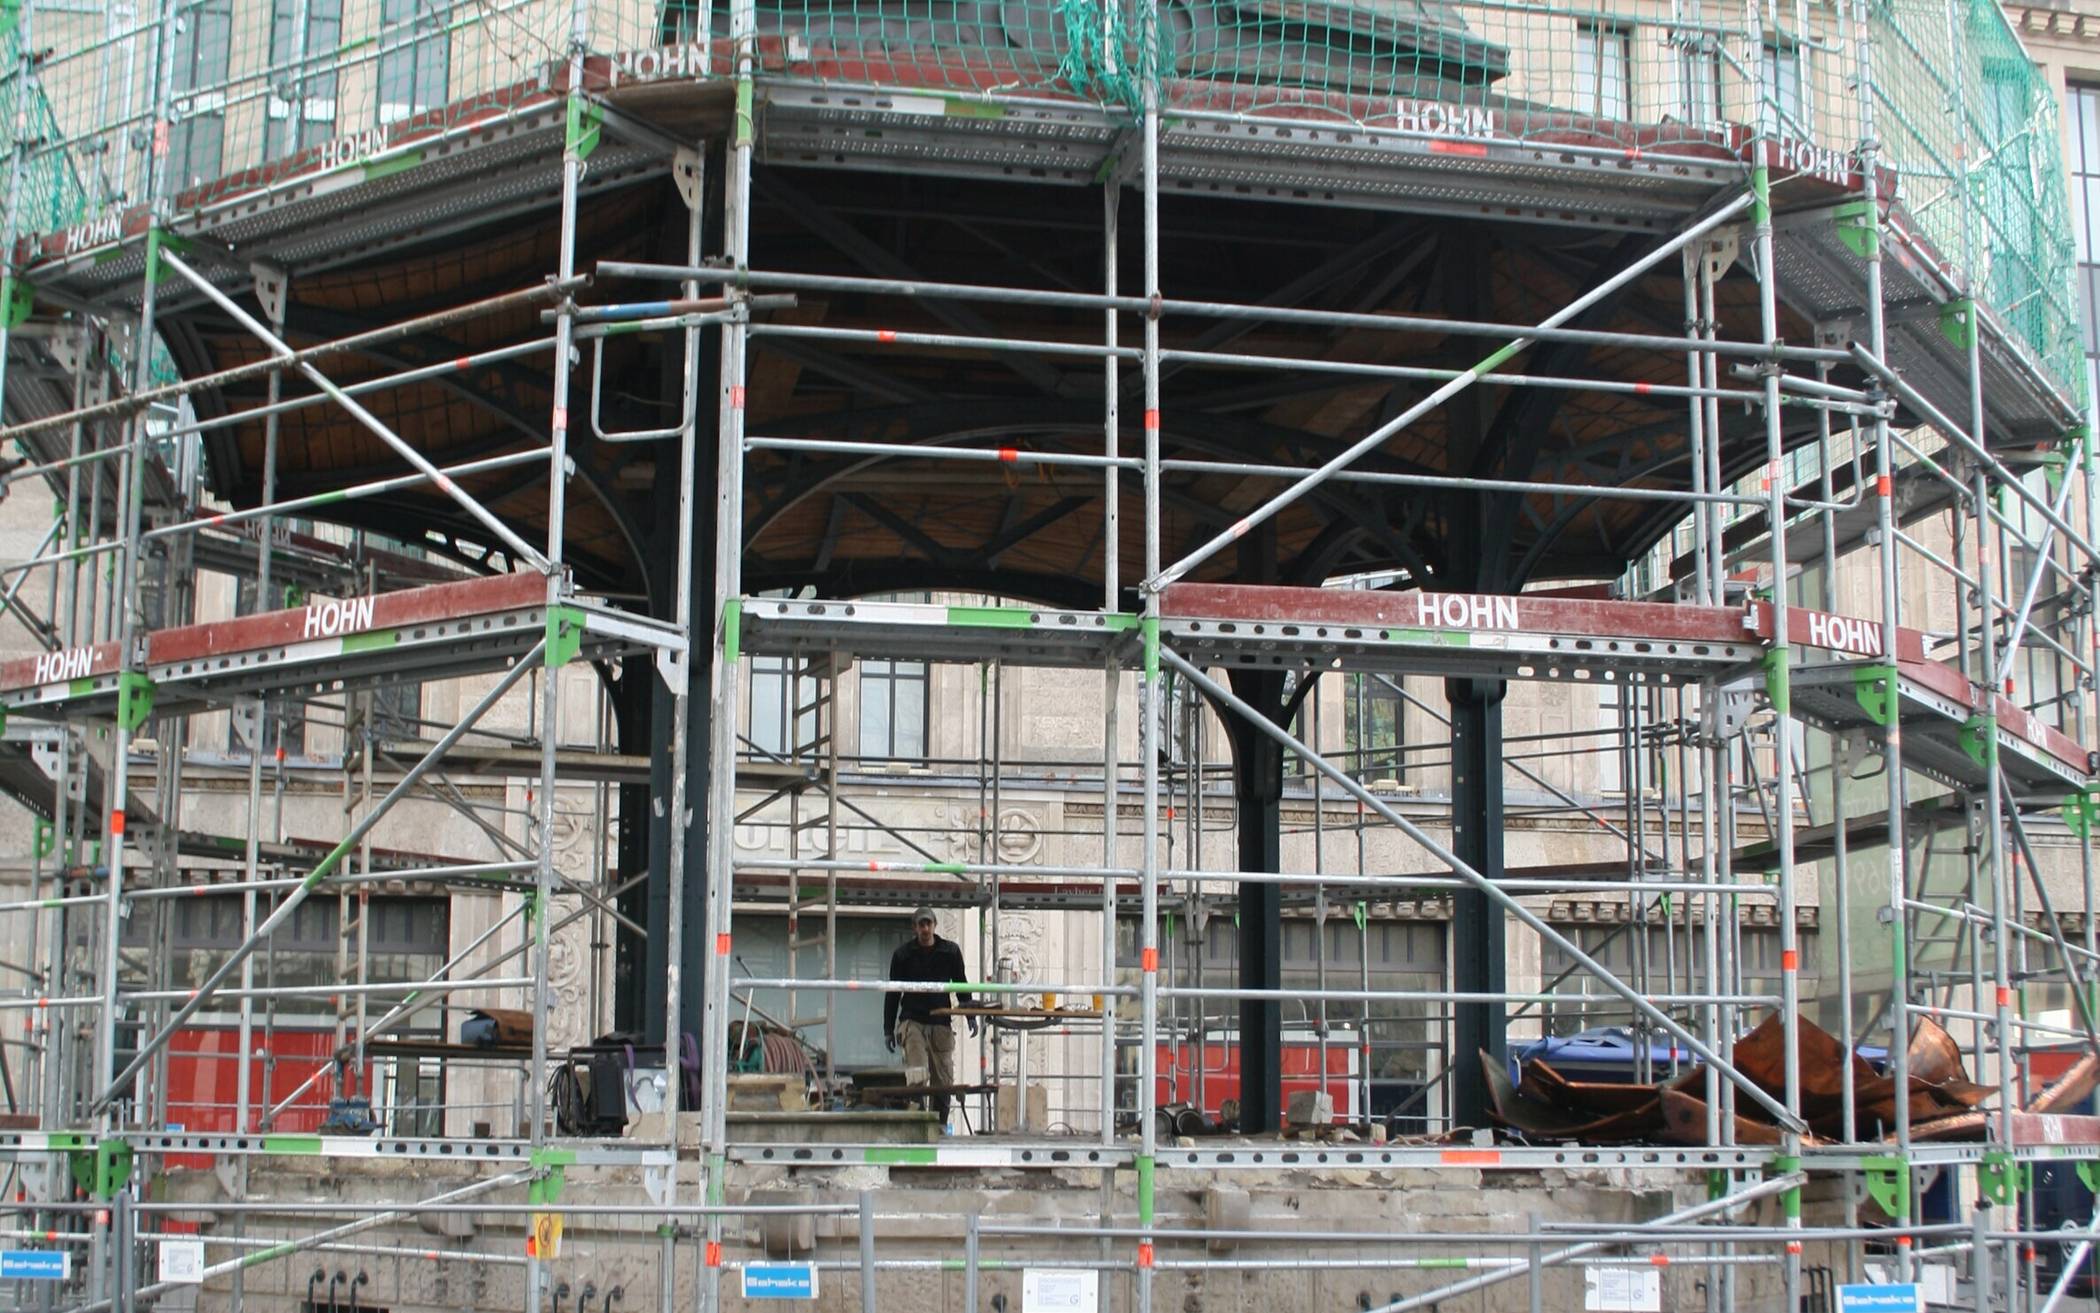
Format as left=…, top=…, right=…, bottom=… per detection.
left=0, top=0, right=2096, bottom=1305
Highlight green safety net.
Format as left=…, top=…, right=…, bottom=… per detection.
left=0, top=0, right=2084, bottom=409
left=0, top=0, right=91, bottom=241
left=1874, top=0, right=2086, bottom=408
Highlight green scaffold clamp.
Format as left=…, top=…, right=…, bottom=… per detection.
left=1940, top=299, right=1976, bottom=350
left=1860, top=1155, right=1908, bottom=1216
left=117, top=672, right=155, bottom=731
left=546, top=606, right=585, bottom=670
left=529, top=1165, right=566, bottom=1206
left=0, top=276, right=32, bottom=330
left=142, top=229, right=195, bottom=287
left=69, top=1139, right=133, bottom=1199
left=1853, top=664, right=1897, bottom=727
left=1959, top=714, right=1993, bottom=770
left=2066, top=789, right=2099, bottom=839
left=528, top=1147, right=574, bottom=1204
left=1977, top=1151, right=2030, bottom=1205
left=1763, top=646, right=1791, bottom=716
left=565, top=98, right=603, bottom=162
left=2045, top=428, right=2087, bottom=497
left=1833, top=201, right=1879, bottom=260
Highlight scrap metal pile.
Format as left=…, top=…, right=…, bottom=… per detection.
left=1484, top=1015, right=2099, bottom=1145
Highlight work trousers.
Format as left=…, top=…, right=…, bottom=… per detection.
left=899, top=1018, right=958, bottom=1119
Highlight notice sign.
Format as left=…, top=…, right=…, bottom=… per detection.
left=158, top=1238, right=205, bottom=1284
left=1837, top=1285, right=1923, bottom=1313
left=1584, top=1266, right=1661, bottom=1312
left=1022, top=1268, right=1100, bottom=1313
left=741, top=1263, right=818, bottom=1300
left=0, top=1250, right=69, bottom=1280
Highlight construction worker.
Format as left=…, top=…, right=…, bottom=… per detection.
left=883, top=907, right=977, bottom=1122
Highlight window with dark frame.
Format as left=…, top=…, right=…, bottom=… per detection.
left=1675, top=33, right=1721, bottom=127
left=749, top=655, right=821, bottom=758
left=120, top=894, right=448, bottom=1020
left=378, top=0, right=452, bottom=125
left=266, top=0, right=343, bottom=157
left=168, top=0, right=232, bottom=186
left=1539, top=924, right=1815, bottom=1036
left=859, top=659, right=928, bottom=760
left=1760, top=41, right=1807, bottom=138
left=1573, top=22, right=1632, bottom=121
left=1344, top=673, right=1405, bottom=780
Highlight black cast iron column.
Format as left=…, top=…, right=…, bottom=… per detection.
left=1227, top=669, right=1286, bottom=1132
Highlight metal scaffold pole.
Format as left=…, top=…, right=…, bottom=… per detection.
left=520, top=30, right=590, bottom=1310
left=1846, top=0, right=1921, bottom=1275
left=1744, top=12, right=1805, bottom=1304
left=1135, top=16, right=1164, bottom=1304
left=0, top=0, right=2089, bottom=1293
left=699, top=0, right=758, bottom=1300
left=653, top=137, right=706, bottom=1313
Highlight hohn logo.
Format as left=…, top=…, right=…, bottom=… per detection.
left=1393, top=100, right=1497, bottom=140
left=62, top=212, right=123, bottom=256
left=1775, top=138, right=1854, bottom=187
left=611, top=42, right=707, bottom=80
left=32, top=647, right=92, bottom=685
left=1414, top=593, right=1522, bottom=631
left=316, top=128, right=388, bottom=172
left=303, top=596, right=377, bottom=639
left=1803, top=610, right=1883, bottom=658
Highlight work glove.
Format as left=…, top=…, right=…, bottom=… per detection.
left=967, top=1018, right=981, bottom=1038
left=885, top=1031, right=898, bottom=1053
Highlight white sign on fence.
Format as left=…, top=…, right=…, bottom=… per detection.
left=1022, top=1268, right=1100, bottom=1313
left=1584, top=1265, right=1662, bottom=1312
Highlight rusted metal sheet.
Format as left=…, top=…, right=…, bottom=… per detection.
left=1659, top=1087, right=1789, bottom=1147
left=1481, top=1052, right=1662, bottom=1141
left=1905, top=1018, right=1963, bottom=1085
left=146, top=572, right=547, bottom=666
left=1731, top=1013, right=1878, bottom=1118
left=1519, top=1058, right=1668, bottom=1115
left=1160, top=583, right=1752, bottom=643
left=1500, top=1012, right=2075, bottom=1147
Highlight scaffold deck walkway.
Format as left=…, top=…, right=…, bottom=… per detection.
left=0, top=573, right=683, bottom=722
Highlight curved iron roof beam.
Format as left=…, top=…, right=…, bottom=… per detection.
left=174, top=305, right=649, bottom=599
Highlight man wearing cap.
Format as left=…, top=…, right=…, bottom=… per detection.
left=883, top=907, right=977, bottom=1122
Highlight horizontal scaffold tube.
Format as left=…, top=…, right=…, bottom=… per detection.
left=1156, top=642, right=1805, bottom=1132
left=597, top=250, right=1848, bottom=364
left=0, top=279, right=585, bottom=444
left=742, top=434, right=1847, bottom=510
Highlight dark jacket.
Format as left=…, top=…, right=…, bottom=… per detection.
left=883, top=935, right=973, bottom=1033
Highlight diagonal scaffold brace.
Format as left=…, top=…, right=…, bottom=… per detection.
left=1154, top=643, right=1807, bottom=1133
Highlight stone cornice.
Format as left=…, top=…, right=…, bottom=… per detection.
left=2009, top=3, right=2100, bottom=45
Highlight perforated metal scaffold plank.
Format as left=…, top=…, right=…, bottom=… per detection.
left=1158, top=583, right=1764, bottom=683
left=1791, top=656, right=2093, bottom=798
left=730, top=1140, right=1781, bottom=1170
left=0, top=1130, right=674, bottom=1167
left=0, top=574, right=683, bottom=721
